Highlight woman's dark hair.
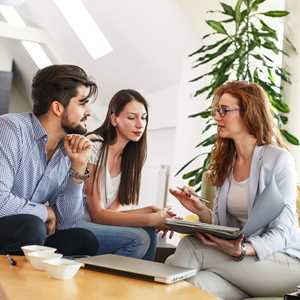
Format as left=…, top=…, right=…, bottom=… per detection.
left=32, top=64, right=98, bottom=116
left=90, top=89, right=148, bottom=206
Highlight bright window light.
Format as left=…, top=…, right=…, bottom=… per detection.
left=22, top=41, right=52, bottom=69
left=53, top=0, right=112, bottom=60
left=0, top=5, right=52, bottom=69
left=0, top=4, right=26, bottom=27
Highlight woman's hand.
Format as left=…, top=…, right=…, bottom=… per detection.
left=150, top=207, right=176, bottom=239
left=169, top=187, right=208, bottom=216
left=194, top=232, right=244, bottom=257
left=150, top=207, right=175, bottom=228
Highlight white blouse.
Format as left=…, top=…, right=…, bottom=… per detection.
left=227, top=176, right=249, bottom=227
left=83, top=139, right=121, bottom=221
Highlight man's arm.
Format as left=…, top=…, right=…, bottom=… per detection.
left=50, top=176, right=85, bottom=229
left=49, top=134, right=92, bottom=229
left=0, top=118, right=48, bottom=221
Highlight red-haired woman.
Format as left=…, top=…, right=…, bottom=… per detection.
left=168, top=81, right=300, bottom=299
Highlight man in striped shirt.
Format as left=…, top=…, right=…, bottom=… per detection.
left=0, top=65, right=99, bottom=256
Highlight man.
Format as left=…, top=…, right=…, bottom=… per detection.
left=0, top=64, right=99, bottom=256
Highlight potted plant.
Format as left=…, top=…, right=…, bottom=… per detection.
left=178, top=0, right=299, bottom=191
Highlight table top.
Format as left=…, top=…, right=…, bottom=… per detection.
left=0, top=256, right=218, bottom=300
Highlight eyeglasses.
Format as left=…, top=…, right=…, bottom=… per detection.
left=212, top=107, right=240, bottom=117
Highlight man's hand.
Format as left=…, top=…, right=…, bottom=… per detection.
left=64, top=135, right=92, bottom=174
left=46, top=207, right=56, bottom=236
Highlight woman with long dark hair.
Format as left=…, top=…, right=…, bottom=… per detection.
left=167, top=81, right=300, bottom=299
left=78, top=89, right=174, bottom=260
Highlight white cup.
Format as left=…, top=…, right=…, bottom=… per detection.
left=21, top=245, right=57, bottom=260
left=43, top=258, right=84, bottom=280
left=27, top=251, right=62, bottom=270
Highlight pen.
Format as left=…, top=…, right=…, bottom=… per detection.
left=6, top=254, right=17, bottom=266
left=177, top=186, right=210, bottom=204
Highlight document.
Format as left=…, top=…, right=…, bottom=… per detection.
left=165, top=219, right=242, bottom=240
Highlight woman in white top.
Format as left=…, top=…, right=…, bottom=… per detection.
left=78, top=89, right=174, bottom=260
left=167, top=81, right=300, bottom=299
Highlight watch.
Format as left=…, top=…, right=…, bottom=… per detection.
left=69, top=167, right=90, bottom=181
left=233, top=242, right=247, bottom=261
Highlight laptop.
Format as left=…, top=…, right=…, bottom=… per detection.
left=77, top=254, right=197, bottom=284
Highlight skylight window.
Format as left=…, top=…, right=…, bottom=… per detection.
left=53, top=0, right=112, bottom=60
left=0, top=4, right=52, bottom=68
left=21, top=41, right=52, bottom=69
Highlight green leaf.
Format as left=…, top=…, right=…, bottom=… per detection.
left=262, top=41, right=279, bottom=54
left=196, top=134, right=217, bottom=148
left=261, top=11, right=289, bottom=17
left=262, top=55, right=274, bottom=63
left=259, top=19, right=277, bottom=40
left=189, top=38, right=228, bottom=57
left=207, top=74, right=230, bottom=99
left=267, top=69, right=275, bottom=85
left=189, top=110, right=211, bottom=118
left=251, top=0, right=267, bottom=11
left=270, top=99, right=290, bottom=113
left=202, top=33, right=218, bottom=40
left=220, top=2, right=235, bottom=17
left=194, top=85, right=212, bottom=97
left=259, top=19, right=276, bottom=35
left=221, top=18, right=235, bottom=23
left=234, top=0, right=245, bottom=30
left=237, top=57, right=246, bottom=79
left=201, top=123, right=215, bottom=134
left=206, top=20, right=227, bottom=34
left=240, top=9, right=248, bottom=21
left=203, top=153, right=212, bottom=169
left=275, top=68, right=291, bottom=84
left=188, top=169, right=204, bottom=186
left=175, top=154, right=203, bottom=176
left=280, top=129, right=300, bottom=145
left=279, top=114, right=288, bottom=125
left=193, top=42, right=232, bottom=68
left=189, top=71, right=213, bottom=82
left=183, top=168, right=202, bottom=180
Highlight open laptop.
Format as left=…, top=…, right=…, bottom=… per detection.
left=77, top=254, right=197, bottom=284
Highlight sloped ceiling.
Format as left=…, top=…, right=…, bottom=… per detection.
left=4, top=0, right=198, bottom=120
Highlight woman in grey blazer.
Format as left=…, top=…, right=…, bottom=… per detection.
left=167, top=81, right=300, bottom=300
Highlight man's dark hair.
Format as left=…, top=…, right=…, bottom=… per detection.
left=32, top=64, right=98, bottom=116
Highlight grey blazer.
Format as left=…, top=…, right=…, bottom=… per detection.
left=213, top=144, right=300, bottom=261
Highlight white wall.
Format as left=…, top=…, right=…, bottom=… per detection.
left=146, top=84, right=179, bottom=166
left=283, top=0, right=300, bottom=182
left=0, top=38, right=12, bottom=72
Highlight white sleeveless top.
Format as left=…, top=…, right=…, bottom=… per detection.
left=227, top=176, right=249, bottom=227
left=83, top=139, right=121, bottom=221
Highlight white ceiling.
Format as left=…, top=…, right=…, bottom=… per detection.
left=2, top=0, right=199, bottom=115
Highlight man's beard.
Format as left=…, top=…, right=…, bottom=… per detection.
left=61, top=114, right=87, bottom=135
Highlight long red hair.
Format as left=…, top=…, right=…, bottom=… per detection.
left=208, top=81, right=286, bottom=187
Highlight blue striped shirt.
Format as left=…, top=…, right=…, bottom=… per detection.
left=0, top=112, right=84, bottom=229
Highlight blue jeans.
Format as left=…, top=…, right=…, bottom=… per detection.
left=78, top=221, right=157, bottom=260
